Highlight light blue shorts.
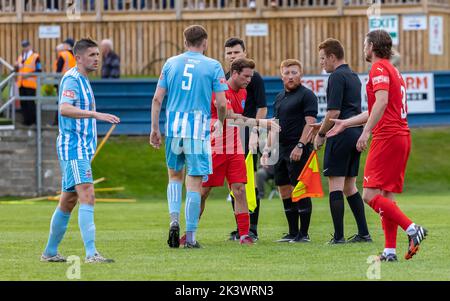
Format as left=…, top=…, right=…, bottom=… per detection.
left=165, top=137, right=212, bottom=176
left=59, top=159, right=93, bottom=192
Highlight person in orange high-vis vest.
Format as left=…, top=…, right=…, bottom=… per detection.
left=15, top=40, right=42, bottom=126
left=53, top=43, right=65, bottom=73
left=52, top=38, right=76, bottom=125
left=55, top=38, right=76, bottom=75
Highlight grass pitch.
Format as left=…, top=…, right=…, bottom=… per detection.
left=0, top=194, right=448, bottom=281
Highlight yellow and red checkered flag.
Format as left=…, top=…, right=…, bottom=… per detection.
left=291, top=150, right=324, bottom=202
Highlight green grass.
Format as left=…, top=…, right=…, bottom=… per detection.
left=0, top=194, right=448, bottom=280
left=91, top=127, right=450, bottom=199
left=0, top=127, right=449, bottom=280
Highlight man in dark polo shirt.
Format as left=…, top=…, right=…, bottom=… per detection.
left=224, top=37, right=267, bottom=241
left=262, top=59, right=318, bottom=243
left=314, top=38, right=372, bottom=244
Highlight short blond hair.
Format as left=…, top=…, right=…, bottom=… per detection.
left=280, top=59, right=303, bottom=74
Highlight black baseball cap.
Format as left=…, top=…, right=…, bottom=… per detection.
left=21, top=40, right=30, bottom=48
left=63, top=38, right=75, bottom=48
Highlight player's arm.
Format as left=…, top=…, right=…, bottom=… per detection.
left=227, top=112, right=280, bottom=132
left=290, top=116, right=316, bottom=161
left=215, top=91, right=227, bottom=124
left=356, top=90, right=388, bottom=152
left=60, top=103, right=120, bottom=123
left=149, top=86, right=166, bottom=149
left=317, top=109, right=340, bottom=136
left=326, top=111, right=368, bottom=138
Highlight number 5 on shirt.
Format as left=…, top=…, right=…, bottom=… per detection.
left=182, top=64, right=194, bottom=91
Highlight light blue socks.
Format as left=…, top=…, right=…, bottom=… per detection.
left=185, top=191, right=201, bottom=243
left=44, top=207, right=71, bottom=257
left=168, top=181, right=182, bottom=225
left=78, top=204, right=97, bottom=258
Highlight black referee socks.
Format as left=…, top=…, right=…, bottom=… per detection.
left=329, top=191, right=345, bottom=240
left=297, top=197, right=312, bottom=237
left=282, top=198, right=299, bottom=236
left=347, top=192, right=370, bottom=237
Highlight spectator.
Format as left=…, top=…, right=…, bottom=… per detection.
left=256, top=164, right=275, bottom=199
left=46, top=0, right=59, bottom=11
left=100, top=39, right=120, bottom=79
left=15, top=39, right=42, bottom=126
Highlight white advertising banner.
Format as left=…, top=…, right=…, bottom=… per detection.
left=301, top=72, right=435, bottom=117
left=429, top=16, right=444, bottom=55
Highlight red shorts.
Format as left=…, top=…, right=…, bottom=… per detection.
left=363, top=134, right=411, bottom=193
left=202, top=153, right=247, bottom=187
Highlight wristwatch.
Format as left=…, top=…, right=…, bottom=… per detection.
left=318, top=132, right=326, bottom=138
left=296, top=142, right=305, bottom=149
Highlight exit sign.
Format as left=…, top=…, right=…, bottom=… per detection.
left=369, top=15, right=399, bottom=45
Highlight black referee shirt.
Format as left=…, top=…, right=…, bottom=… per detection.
left=326, top=64, right=362, bottom=119
left=225, top=70, right=267, bottom=118
left=274, top=85, right=318, bottom=146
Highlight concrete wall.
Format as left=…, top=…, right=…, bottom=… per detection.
left=0, top=126, right=60, bottom=197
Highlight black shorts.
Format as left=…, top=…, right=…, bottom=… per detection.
left=274, top=143, right=312, bottom=187
left=323, top=126, right=362, bottom=177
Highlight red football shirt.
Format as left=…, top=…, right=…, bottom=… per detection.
left=366, top=59, right=410, bottom=139
left=210, top=83, right=246, bottom=154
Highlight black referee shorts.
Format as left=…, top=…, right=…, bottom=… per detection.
left=274, top=143, right=312, bottom=187
left=323, top=126, right=362, bottom=177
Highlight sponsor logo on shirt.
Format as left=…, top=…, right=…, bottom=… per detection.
left=86, top=169, right=92, bottom=178
left=372, top=75, right=389, bottom=85
left=62, top=90, right=75, bottom=99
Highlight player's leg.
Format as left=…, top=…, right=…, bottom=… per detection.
left=165, top=137, right=185, bottom=248
left=344, top=176, right=371, bottom=242
left=379, top=190, right=398, bottom=261
left=230, top=183, right=253, bottom=244
left=41, top=191, right=77, bottom=262
left=72, top=159, right=113, bottom=263
left=200, top=186, right=213, bottom=218
left=41, top=160, right=78, bottom=262
left=274, top=153, right=298, bottom=242
left=167, top=168, right=184, bottom=248
left=277, top=184, right=298, bottom=242
left=182, top=138, right=212, bottom=248
left=363, top=135, right=427, bottom=260
left=184, top=175, right=203, bottom=247
left=287, top=148, right=312, bottom=243
left=327, top=176, right=346, bottom=244
left=227, top=154, right=252, bottom=244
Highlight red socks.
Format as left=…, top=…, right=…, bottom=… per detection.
left=382, top=215, right=398, bottom=249
left=368, top=194, right=412, bottom=231
left=235, top=213, right=250, bottom=238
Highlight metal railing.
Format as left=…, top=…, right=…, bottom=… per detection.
left=0, top=67, right=62, bottom=196
left=0, top=57, right=16, bottom=130
left=2, top=0, right=444, bottom=14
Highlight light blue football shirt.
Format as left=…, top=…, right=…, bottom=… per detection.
left=157, top=51, right=228, bottom=140
left=56, top=67, right=97, bottom=161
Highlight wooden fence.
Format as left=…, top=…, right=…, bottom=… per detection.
left=1, top=1, right=449, bottom=75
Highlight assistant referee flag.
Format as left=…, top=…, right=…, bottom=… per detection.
left=292, top=151, right=324, bottom=202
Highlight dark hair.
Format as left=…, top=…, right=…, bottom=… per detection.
left=73, top=38, right=98, bottom=55
left=318, top=38, right=345, bottom=60
left=224, top=37, right=246, bottom=51
left=366, top=30, right=393, bottom=59
left=184, top=25, right=208, bottom=47
left=230, top=58, right=255, bottom=74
